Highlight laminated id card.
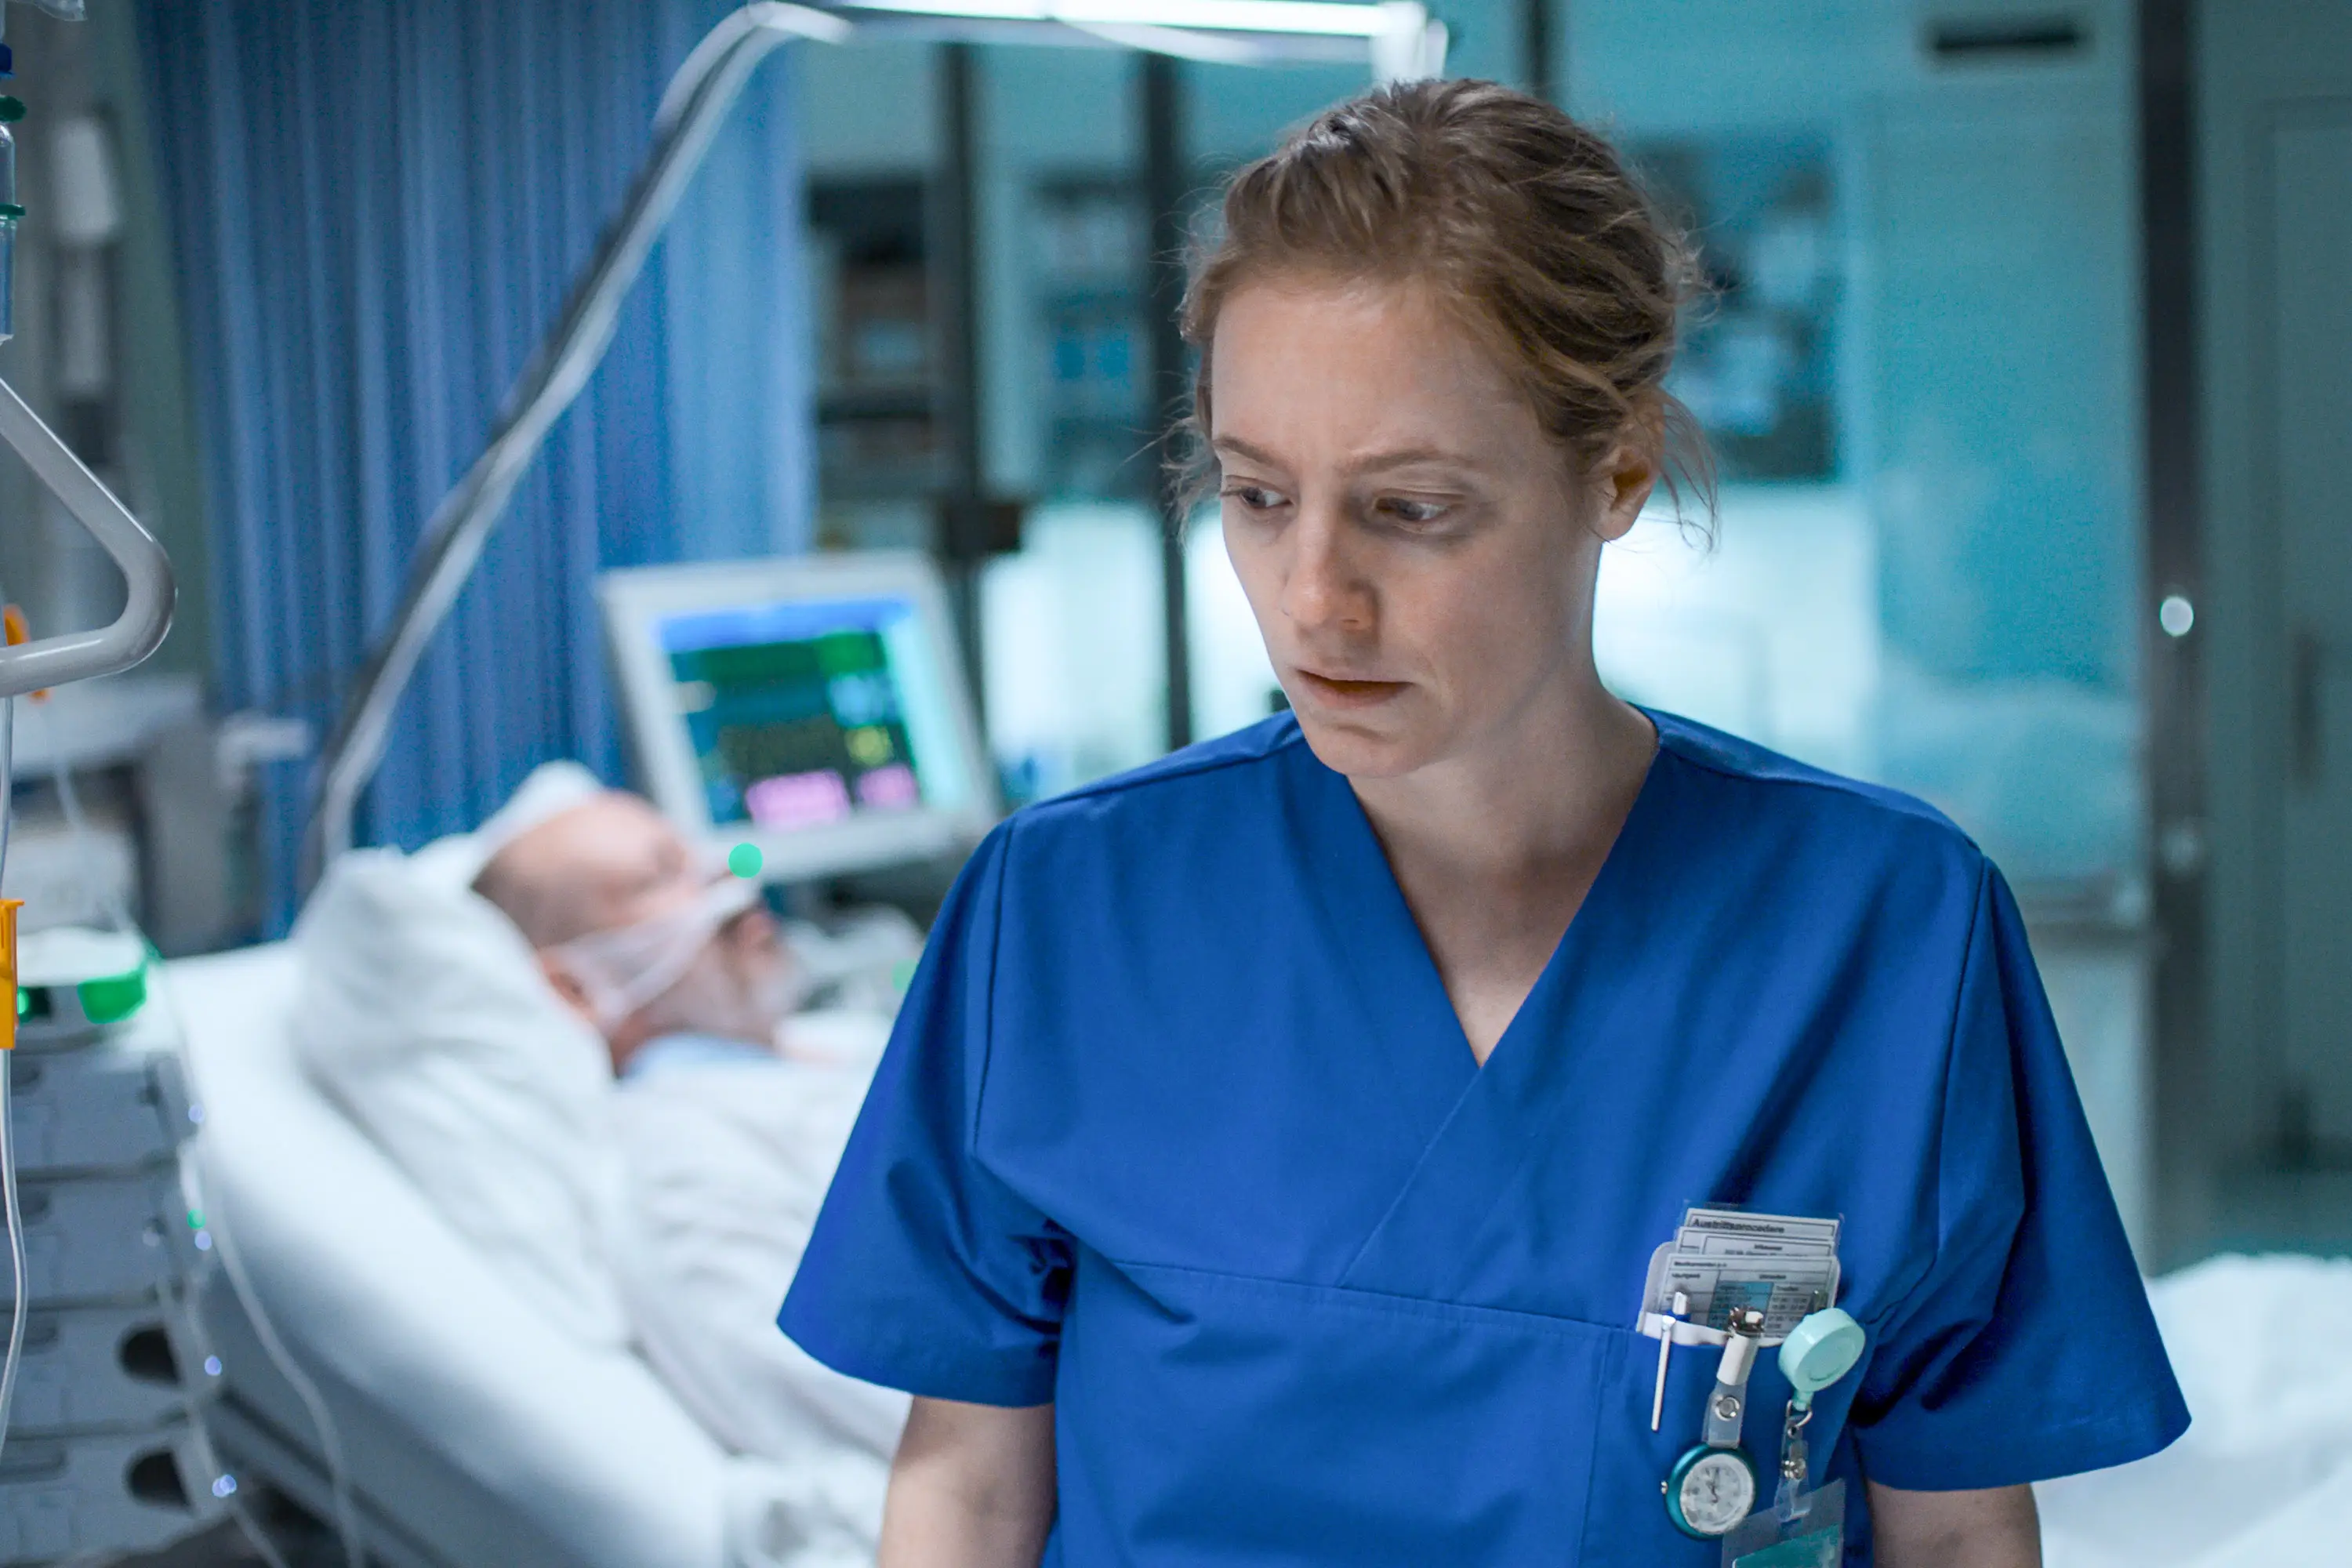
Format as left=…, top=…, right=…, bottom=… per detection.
left=1722, top=1480, right=1845, bottom=1567
left=1642, top=1206, right=1842, bottom=1338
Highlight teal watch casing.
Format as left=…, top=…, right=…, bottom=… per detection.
left=1664, top=1442, right=1761, bottom=1539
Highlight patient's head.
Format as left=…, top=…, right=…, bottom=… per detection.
left=473, top=792, right=795, bottom=1070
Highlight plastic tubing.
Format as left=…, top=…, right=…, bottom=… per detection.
left=0, top=695, right=24, bottom=1464
left=0, top=116, right=18, bottom=345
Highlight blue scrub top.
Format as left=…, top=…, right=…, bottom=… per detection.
left=781, top=711, right=2187, bottom=1565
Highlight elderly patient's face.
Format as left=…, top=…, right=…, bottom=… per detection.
left=495, top=793, right=795, bottom=1059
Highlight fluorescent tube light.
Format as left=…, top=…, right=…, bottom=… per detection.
left=847, top=0, right=1394, bottom=38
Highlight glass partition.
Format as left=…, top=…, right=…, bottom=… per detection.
left=1569, top=0, right=2145, bottom=912
left=800, top=11, right=2147, bottom=916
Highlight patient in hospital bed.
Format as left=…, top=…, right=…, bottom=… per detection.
left=469, top=777, right=912, bottom=1472
left=293, top=764, right=906, bottom=1558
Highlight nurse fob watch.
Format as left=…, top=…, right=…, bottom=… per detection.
left=1664, top=1308, right=1767, bottom=1538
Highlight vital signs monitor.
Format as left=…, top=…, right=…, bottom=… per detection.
left=598, top=552, right=996, bottom=881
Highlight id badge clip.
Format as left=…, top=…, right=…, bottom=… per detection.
left=1640, top=1205, right=1865, bottom=1544
left=1662, top=1305, right=1866, bottom=1545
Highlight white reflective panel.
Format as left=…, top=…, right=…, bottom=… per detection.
left=1595, top=485, right=1878, bottom=781
left=1185, top=511, right=1282, bottom=745
left=982, top=503, right=1167, bottom=803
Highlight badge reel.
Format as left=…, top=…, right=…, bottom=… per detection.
left=1769, top=1308, right=1867, bottom=1524
left=1664, top=1308, right=1867, bottom=1545
left=1717, top=1308, right=1867, bottom=1566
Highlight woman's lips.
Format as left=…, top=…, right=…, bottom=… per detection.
left=1294, top=669, right=1409, bottom=709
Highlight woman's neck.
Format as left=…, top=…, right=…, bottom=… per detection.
left=1347, top=668, right=1657, bottom=1063
left=1349, top=671, right=1657, bottom=884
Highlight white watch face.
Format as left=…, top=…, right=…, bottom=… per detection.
left=1677, top=1450, right=1758, bottom=1536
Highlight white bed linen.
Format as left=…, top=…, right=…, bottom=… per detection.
left=164, top=944, right=863, bottom=1568
left=2038, top=1254, right=2352, bottom=1567
left=292, top=842, right=631, bottom=1348
left=613, top=1011, right=904, bottom=1537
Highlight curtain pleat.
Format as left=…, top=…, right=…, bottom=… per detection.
left=137, top=0, right=814, bottom=934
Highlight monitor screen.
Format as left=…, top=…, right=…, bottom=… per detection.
left=658, top=593, right=974, bottom=831
left=600, top=552, right=995, bottom=880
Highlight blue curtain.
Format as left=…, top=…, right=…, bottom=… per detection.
left=137, top=1, right=815, bottom=934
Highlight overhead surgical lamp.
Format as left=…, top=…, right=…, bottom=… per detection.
left=304, top=0, right=1448, bottom=878
left=855, top=0, right=1396, bottom=37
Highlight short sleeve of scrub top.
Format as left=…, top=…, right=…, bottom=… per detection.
left=1843, top=863, right=2183, bottom=1489
left=783, top=826, right=1070, bottom=1407
left=781, top=713, right=2187, bottom=1566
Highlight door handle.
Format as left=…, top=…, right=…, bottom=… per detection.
left=2292, top=628, right=2325, bottom=787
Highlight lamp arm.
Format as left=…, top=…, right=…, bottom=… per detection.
left=0, top=379, right=175, bottom=700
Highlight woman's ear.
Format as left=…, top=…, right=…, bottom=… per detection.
left=1592, top=443, right=1657, bottom=543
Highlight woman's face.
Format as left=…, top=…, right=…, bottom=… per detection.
left=1212, top=274, right=1648, bottom=781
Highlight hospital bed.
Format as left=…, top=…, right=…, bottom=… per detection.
left=166, top=942, right=803, bottom=1568
left=154, top=550, right=996, bottom=1566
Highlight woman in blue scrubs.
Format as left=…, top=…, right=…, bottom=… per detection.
left=782, top=78, right=2186, bottom=1566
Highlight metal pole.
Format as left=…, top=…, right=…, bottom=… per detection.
left=1142, top=52, right=1192, bottom=752
left=2137, top=0, right=2208, bottom=1270
left=1524, top=0, right=1555, bottom=103
left=935, top=42, right=989, bottom=722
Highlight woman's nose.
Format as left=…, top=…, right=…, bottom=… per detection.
left=1280, top=510, right=1370, bottom=633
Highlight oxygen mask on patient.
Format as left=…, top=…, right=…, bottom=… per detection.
left=550, top=875, right=804, bottom=1041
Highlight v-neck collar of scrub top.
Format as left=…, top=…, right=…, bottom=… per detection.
left=1292, top=712, right=1677, bottom=1303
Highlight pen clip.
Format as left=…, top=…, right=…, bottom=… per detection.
left=1650, top=1289, right=1688, bottom=1432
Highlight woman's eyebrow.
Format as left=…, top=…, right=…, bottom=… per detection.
left=1349, top=445, right=1479, bottom=474
left=1210, top=435, right=1287, bottom=468
left=1214, top=436, right=1479, bottom=475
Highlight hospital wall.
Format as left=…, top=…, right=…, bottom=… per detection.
left=797, top=3, right=2149, bottom=891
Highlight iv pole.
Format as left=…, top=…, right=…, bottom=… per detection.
left=0, top=381, right=175, bottom=697
left=0, top=0, right=177, bottom=1483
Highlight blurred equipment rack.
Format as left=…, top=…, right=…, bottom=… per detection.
left=2, top=935, right=230, bottom=1563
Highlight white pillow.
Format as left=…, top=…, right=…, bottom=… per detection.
left=292, top=837, right=631, bottom=1348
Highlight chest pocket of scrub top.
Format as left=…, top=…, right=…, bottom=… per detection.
left=1577, top=1324, right=1860, bottom=1568
left=1058, top=1258, right=1617, bottom=1567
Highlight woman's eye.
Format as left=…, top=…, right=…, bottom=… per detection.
left=1222, top=484, right=1287, bottom=513
left=1376, top=496, right=1450, bottom=527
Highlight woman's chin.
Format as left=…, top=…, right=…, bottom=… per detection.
left=1290, top=710, right=1441, bottom=782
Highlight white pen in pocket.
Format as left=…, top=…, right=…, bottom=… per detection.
left=1651, top=1289, right=1688, bottom=1432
